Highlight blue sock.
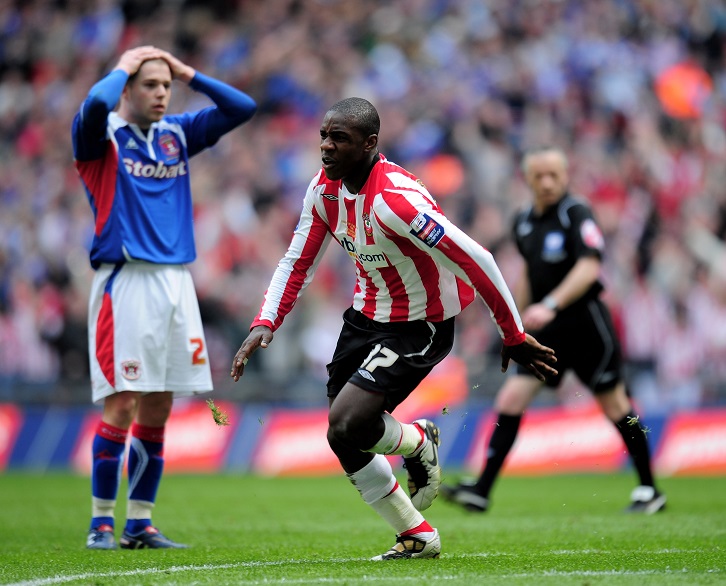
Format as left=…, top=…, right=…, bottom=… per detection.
left=90, top=516, right=114, bottom=531
left=125, top=424, right=164, bottom=534
left=90, top=421, right=127, bottom=530
left=125, top=518, right=152, bottom=535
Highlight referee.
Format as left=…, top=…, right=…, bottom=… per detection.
left=442, top=146, right=665, bottom=514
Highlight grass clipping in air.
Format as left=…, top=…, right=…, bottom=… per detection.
left=206, top=398, right=229, bottom=427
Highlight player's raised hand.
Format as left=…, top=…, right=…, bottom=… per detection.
left=230, top=326, right=274, bottom=382
left=157, top=49, right=196, bottom=83
left=501, top=333, right=557, bottom=381
left=115, top=46, right=162, bottom=76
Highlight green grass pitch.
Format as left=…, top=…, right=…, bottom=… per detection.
left=0, top=472, right=723, bottom=585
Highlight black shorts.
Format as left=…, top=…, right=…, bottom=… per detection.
left=326, top=307, right=455, bottom=412
left=516, top=298, right=622, bottom=393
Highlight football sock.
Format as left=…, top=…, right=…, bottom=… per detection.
left=475, top=413, right=522, bottom=497
left=90, top=421, right=127, bottom=530
left=125, top=502, right=154, bottom=534
left=614, top=410, right=655, bottom=488
left=125, top=423, right=164, bottom=533
left=348, top=454, right=425, bottom=534
left=372, top=484, right=427, bottom=535
left=367, top=412, right=424, bottom=456
left=400, top=520, right=435, bottom=539
left=90, top=515, right=114, bottom=532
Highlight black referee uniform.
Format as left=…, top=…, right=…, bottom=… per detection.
left=441, top=149, right=664, bottom=515
left=513, top=192, right=621, bottom=392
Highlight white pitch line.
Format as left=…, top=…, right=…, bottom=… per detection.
left=3, top=551, right=720, bottom=586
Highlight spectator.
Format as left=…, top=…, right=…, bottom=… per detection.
left=0, top=0, right=724, bottom=409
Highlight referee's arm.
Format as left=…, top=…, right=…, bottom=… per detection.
left=544, top=255, right=600, bottom=312
left=513, top=263, right=531, bottom=310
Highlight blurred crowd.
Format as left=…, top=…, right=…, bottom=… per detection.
left=1, top=0, right=725, bottom=414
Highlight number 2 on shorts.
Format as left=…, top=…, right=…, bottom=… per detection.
left=190, top=337, right=207, bottom=365
left=361, top=343, right=398, bottom=373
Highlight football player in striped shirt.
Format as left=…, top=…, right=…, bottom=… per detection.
left=230, top=97, right=556, bottom=560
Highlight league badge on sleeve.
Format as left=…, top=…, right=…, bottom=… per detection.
left=581, top=218, right=604, bottom=250
left=409, top=212, right=445, bottom=248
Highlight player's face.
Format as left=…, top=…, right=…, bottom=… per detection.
left=122, top=59, right=172, bottom=129
left=319, top=110, right=377, bottom=192
left=524, top=150, right=569, bottom=210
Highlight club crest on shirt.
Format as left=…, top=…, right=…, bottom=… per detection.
left=121, top=360, right=142, bottom=381
left=580, top=218, right=604, bottom=250
left=517, top=221, right=533, bottom=237
left=542, top=231, right=566, bottom=262
left=409, top=212, right=444, bottom=248
left=158, top=133, right=180, bottom=161
left=362, top=213, right=373, bottom=237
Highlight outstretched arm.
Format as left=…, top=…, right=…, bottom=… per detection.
left=230, top=176, right=333, bottom=382
left=374, top=184, right=557, bottom=378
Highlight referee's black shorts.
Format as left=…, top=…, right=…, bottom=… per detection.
left=326, top=307, right=455, bottom=412
left=516, top=298, right=623, bottom=393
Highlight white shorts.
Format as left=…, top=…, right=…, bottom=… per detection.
left=88, top=263, right=213, bottom=404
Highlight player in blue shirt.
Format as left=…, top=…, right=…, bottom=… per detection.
left=72, top=46, right=256, bottom=550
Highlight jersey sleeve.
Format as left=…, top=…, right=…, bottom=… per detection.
left=376, top=181, right=525, bottom=346
left=179, top=72, right=257, bottom=156
left=568, top=202, right=605, bottom=260
left=251, top=175, right=333, bottom=332
left=71, top=69, right=128, bottom=161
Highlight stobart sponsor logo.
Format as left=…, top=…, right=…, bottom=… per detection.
left=123, top=158, right=188, bottom=179
left=339, top=237, right=389, bottom=268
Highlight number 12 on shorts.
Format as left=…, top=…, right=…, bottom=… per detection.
left=362, top=343, right=398, bottom=373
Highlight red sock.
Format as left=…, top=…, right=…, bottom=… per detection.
left=413, top=422, right=425, bottom=451
left=400, top=520, right=433, bottom=537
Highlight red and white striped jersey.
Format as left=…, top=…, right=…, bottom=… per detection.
left=252, top=154, right=525, bottom=346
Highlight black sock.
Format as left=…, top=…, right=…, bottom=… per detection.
left=614, top=410, right=656, bottom=489
left=474, top=413, right=522, bottom=498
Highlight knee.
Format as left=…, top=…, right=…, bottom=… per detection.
left=494, top=376, right=540, bottom=414
left=327, top=411, right=365, bottom=450
left=137, top=393, right=174, bottom=427
left=597, top=384, right=631, bottom=422
left=327, top=411, right=352, bottom=445
left=103, top=393, right=137, bottom=428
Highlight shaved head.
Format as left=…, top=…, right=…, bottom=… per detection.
left=327, top=97, right=380, bottom=139
left=520, top=146, right=569, bottom=211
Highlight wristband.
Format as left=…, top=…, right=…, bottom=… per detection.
left=542, top=295, right=559, bottom=312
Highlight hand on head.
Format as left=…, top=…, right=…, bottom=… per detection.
left=115, top=46, right=163, bottom=76
left=115, top=46, right=195, bottom=83
left=156, top=49, right=196, bottom=83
